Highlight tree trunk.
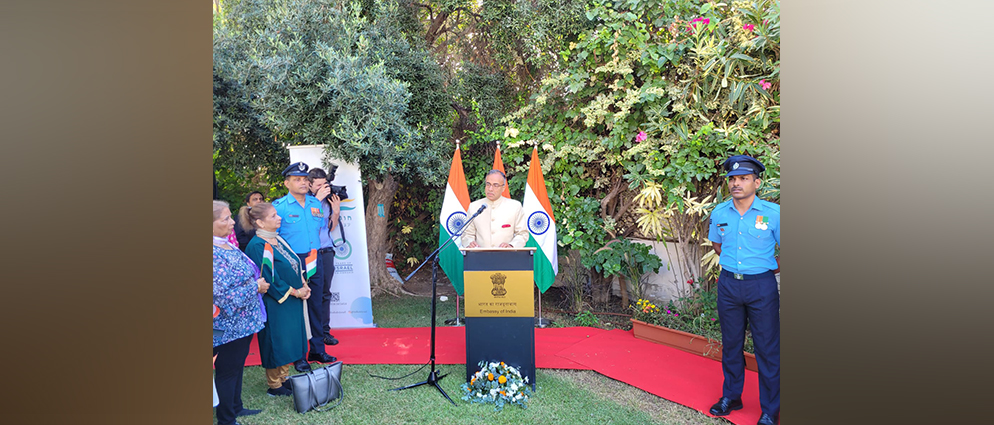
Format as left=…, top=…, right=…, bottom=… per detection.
left=365, top=174, right=406, bottom=297
left=618, top=275, right=629, bottom=309
left=590, top=271, right=612, bottom=306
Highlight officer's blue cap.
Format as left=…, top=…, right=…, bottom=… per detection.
left=282, top=162, right=310, bottom=177
left=722, top=155, right=765, bottom=177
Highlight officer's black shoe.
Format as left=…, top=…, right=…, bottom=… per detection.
left=307, top=352, right=338, bottom=363
left=235, top=408, right=262, bottom=417
left=709, top=397, right=743, bottom=416
left=324, top=334, right=339, bottom=345
left=293, top=358, right=311, bottom=372
left=757, top=412, right=779, bottom=425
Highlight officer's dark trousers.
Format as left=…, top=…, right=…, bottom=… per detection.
left=319, top=248, right=336, bottom=335
left=716, top=269, right=780, bottom=416
left=213, top=334, right=252, bottom=425
left=297, top=252, right=327, bottom=356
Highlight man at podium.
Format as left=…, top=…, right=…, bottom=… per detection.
left=462, top=170, right=529, bottom=249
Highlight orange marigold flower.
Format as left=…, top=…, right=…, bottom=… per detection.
left=498, top=375, right=507, bottom=384
left=487, top=373, right=494, bottom=381
left=500, top=390, right=506, bottom=396
left=471, top=377, right=476, bottom=385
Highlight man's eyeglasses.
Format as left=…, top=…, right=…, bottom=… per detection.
left=484, top=182, right=504, bottom=189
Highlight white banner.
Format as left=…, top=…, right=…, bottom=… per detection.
left=288, top=145, right=375, bottom=328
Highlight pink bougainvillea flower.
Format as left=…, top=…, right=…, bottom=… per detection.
left=687, top=17, right=710, bottom=31
left=635, top=131, right=647, bottom=143
left=743, top=24, right=755, bottom=32
left=760, top=79, right=772, bottom=91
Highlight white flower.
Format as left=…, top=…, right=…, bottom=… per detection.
left=490, top=388, right=498, bottom=396
left=510, top=383, right=518, bottom=392
left=542, top=143, right=554, bottom=152
left=503, top=127, right=520, bottom=138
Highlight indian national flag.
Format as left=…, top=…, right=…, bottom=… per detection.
left=439, top=145, right=471, bottom=295
left=304, top=249, right=318, bottom=280
left=491, top=144, right=511, bottom=198
left=523, top=146, right=558, bottom=293
left=262, top=243, right=275, bottom=274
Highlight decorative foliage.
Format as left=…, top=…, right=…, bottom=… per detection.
left=461, top=360, right=532, bottom=411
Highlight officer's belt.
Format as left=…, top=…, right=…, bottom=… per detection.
left=318, top=247, right=336, bottom=254
left=720, top=269, right=774, bottom=281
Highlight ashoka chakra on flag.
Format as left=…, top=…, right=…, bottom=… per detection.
left=528, top=211, right=551, bottom=235
left=446, top=211, right=467, bottom=235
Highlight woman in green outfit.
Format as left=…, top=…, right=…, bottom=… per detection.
left=240, top=202, right=311, bottom=397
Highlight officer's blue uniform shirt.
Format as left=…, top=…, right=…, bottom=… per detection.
left=708, top=197, right=780, bottom=275
left=273, top=193, right=324, bottom=254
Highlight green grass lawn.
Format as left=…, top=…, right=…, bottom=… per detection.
left=219, top=294, right=726, bottom=425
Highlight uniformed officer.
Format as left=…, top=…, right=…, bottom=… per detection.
left=273, top=162, right=337, bottom=372
left=461, top=170, right=528, bottom=248
left=707, top=155, right=780, bottom=425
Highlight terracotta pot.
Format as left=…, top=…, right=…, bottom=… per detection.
left=631, top=319, right=758, bottom=372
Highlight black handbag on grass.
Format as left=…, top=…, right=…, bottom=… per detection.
left=288, top=361, right=344, bottom=413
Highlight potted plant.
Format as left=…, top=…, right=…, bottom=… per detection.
left=631, top=285, right=757, bottom=372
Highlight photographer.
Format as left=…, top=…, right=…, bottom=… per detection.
left=307, top=167, right=344, bottom=348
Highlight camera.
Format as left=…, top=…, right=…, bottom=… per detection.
left=324, top=164, right=349, bottom=199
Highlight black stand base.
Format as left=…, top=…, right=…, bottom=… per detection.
left=444, top=317, right=463, bottom=326
left=535, top=317, right=553, bottom=328
left=390, top=369, right=455, bottom=405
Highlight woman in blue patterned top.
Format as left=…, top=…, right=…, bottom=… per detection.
left=213, top=200, right=268, bottom=425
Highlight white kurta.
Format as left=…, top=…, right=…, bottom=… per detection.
left=461, top=196, right=529, bottom=248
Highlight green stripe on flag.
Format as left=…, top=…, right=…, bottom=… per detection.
left=526, top=235, right=556, bottom=293
left=438, top=229, right=465, bottom=295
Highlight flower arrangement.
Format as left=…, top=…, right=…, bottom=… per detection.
left=461, top=360, right=532, bottom=411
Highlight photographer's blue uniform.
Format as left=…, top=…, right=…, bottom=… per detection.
left=707, top=155, right=780, bottom=419
left=274, top=163, right=327, bottom=357
left=317, top=201, right=339, bottom=336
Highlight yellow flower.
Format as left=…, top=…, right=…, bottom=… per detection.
left=498, top=375, right=507, bottom=384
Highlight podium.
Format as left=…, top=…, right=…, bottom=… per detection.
left=461, top=248, right=537, bottom=389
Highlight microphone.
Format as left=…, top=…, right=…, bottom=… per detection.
left=452, top=203, right=487, bottom=238
left=464, top=204, right=487, bottom=223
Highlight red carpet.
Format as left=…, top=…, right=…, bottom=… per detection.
left=244, top=326, right=602, bottom=369
left=555, top=329, right=762, bottom=425
left=244, top=327, right=764, bottom=425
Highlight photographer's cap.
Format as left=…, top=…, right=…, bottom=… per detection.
left=282, top=162, right=309, bottom=177
left=722, top=155, right=765, bottom=177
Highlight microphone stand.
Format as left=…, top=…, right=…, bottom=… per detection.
left=390, top=205, right=486, bottom=405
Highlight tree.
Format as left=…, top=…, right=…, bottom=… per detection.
left=212, top=66, right=288, bottom=203
left=214, top=0, right=453, bottom=295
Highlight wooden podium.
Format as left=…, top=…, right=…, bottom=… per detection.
left=460, top=247, right=537, bottom=388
